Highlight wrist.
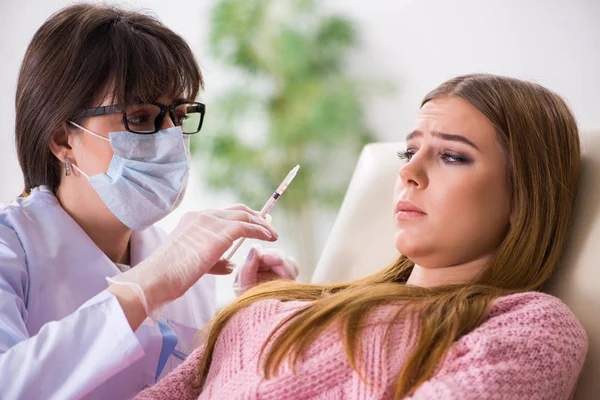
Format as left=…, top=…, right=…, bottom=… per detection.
left=107, top=284, right=148, bottom=331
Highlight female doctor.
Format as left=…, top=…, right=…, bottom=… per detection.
left=0, top=4, right=298, bottom=399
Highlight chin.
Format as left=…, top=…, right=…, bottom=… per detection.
left=395, top=233, right=426, bottom=261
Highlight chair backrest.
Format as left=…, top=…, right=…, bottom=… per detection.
left=312, top=132, right=600, bottom=399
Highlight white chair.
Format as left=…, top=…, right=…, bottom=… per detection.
left=312, top=131, right=600, bottom=399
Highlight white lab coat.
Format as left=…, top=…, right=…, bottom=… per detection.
left=0, top=186, right=216, bottom=399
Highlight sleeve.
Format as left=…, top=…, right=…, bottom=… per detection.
left=0, top=224, right=146, bottom=399
left=406, top=296, right=588, bottom=400
left=135, top=345, right=205, bottom=400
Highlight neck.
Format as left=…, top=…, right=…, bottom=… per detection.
left=56, top=183, right=132, bottom=265
left=407, top=255, right=492, bottom=288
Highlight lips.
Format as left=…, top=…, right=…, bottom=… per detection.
left=395, top=200, right=426, bottom=221
left=395, top=200, right=425, bottom=214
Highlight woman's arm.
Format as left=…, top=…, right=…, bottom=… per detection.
left=134, top=345, right=205, bottom=400
left=406, top=295, right=588, bottom=400
left=0, top=226, right=145, bottom=399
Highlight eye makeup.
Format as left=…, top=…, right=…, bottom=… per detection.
left=397, top=149, right=473, bottom=165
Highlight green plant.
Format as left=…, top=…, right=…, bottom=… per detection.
left=193, top=0, right=377, bottom=272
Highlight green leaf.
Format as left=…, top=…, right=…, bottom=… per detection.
left=198, top=0, right=388, bottom=215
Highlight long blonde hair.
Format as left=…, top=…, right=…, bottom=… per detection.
left=195, top=74, right=581, bottom=397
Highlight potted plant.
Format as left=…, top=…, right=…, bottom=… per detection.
left=193, top=0, right=378, bottom=275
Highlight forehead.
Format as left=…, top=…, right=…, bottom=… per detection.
left=96, top=86, right=185, bottom=107
left=413, top=96, right=497, bottom=145
left=414, top=96, right=498, bottom=149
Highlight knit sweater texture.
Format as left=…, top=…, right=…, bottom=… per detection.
left=135, top=292, right=587, bottom=400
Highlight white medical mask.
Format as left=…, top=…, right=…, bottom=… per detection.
left=67, top=121, right=190, bottom=231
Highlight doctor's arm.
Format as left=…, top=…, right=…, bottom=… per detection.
left=105, top=207, right=279, bottom=325
left=0, top=207, right=277, bottom=398
left=0, top=225, right=146, bottom=399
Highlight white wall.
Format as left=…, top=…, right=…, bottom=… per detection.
left=1, top=0, right=599, bottom=306
left=2, top=0, right=599, bottom=203
left=330, top=0, right=600, bottom=141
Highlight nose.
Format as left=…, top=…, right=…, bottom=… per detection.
left=160, top=111, right=176, bottom=130
left=399, top=153, right=428, bottom=189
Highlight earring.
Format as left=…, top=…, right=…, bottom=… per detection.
left=64, top=157, right=72, bottom=176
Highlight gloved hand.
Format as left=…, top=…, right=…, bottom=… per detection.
left=107, top=204, right=278, bottom=321
left=232, top=244, right=299, bottom=297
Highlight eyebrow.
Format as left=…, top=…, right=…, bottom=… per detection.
left=405, top=130, right=480, bottom=151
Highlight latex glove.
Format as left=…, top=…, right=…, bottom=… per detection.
left=232, top=244, right=299, bottom=297
left=107, top=204, right=278, bottom=321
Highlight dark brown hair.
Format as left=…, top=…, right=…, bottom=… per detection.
left=193, top=74, right=580, bottom=398
left=15, top=3, right=203, bottom=195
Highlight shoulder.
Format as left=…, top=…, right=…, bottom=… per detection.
left=487, top=291, right=585, bottom=336
left=0, top=187, right=64, bottom=251
left=0, top=199, right=27, bottom=247
left=0, top=194, right=47, bottom=301
left=0, top=187, right=59, bottom=227
left=467, top=291, right=588, bottom=361
left=427, top=292, right=588, bottom=399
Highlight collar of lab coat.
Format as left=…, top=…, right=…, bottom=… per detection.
left=34, top=185, right=167, bottom=269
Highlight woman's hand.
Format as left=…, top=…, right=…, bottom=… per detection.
left=232, top=245, right=299, bottom=297
left=107, top=204, right=278, bottom=326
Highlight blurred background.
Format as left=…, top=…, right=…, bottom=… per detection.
left=1, top=0, right=599, bottom=308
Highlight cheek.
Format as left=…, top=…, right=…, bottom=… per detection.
left=435, top=172, right=510, bottom=251
left=395, top=169, right=511, bottom=266
left=72, top=135, right=115, bottom=175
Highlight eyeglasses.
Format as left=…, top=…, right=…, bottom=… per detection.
left=78, top=101, right=206, bottom=134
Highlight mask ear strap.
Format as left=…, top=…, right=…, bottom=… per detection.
left=64, top=121, right=98, bottom=178
left=68, top=121, right=110, bottom=142
left=71, top=163, right=90, bottom=178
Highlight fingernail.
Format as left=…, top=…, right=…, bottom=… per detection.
left=260, top=227, right=271, bottom=239
left=225, top=262, right=236, bottom=271
left=246, top=248, right=256, bottom=261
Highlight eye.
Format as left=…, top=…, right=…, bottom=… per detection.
left=127, top=114, right=152, bottom=125
left=397, top=150, right=415, bottom=162
left=441, top=152, right=471, bottom=164
left=173, top=113, right=191, bottom=126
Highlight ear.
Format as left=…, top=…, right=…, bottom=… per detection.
left=48, top=122, right=74, bottom=163
left=508, top=204, right=515, bottom=226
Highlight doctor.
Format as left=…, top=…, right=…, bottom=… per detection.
left=0, top=4, right=298, bottom=400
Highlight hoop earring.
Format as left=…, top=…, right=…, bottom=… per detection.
left=64, top=158, right=72, bottom=176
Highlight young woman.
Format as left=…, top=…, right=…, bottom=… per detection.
left=0, top=4, right=297, bottom=399
left=136, top=74, right=588, bottom=399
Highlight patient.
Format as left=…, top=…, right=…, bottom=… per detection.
left=136, top=74, right=587, bottom=399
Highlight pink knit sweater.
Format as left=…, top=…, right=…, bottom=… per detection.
left=135, top=292, right=587, bottom=400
